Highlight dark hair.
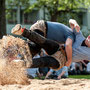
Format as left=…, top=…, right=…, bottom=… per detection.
left=81, top=39, right=87, bottom=47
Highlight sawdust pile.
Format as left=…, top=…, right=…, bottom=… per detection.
left=0, top=35, right=32, bottom=85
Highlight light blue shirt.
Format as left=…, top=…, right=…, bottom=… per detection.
left=72, top=29, right=90, bottom=62
left=50, top=66, right=68, bottom=77
left=27, top=68, right=39, bottom=77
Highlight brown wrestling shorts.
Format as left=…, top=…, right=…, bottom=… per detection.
left=30, top=20, right=47, bottom=37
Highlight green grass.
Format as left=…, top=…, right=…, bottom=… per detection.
left=35, top=75, right=90, bottom=80
left=69, top=75, right=90, bottom=79
left=34, top=76, right=45, bottom=80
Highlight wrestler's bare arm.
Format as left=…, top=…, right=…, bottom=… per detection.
left=65, top=38, right=72, bottom=67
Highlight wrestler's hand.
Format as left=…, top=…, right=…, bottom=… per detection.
left=65, top=59, right=71, bottom=67
left=57, top=76, right=61, bottom=80
left=75, top=24, right=80, bottom=32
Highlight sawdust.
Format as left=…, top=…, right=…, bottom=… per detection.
left=0, top=35, right=32, bottom=85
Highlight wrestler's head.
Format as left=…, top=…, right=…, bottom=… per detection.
left=85, top=35, right=90, bottom=47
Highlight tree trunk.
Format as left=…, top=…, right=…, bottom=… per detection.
left=0, top=0, right=6, bottom=38
left=51, top=14, right=58, bottom=22
left=50, top=11, right=60, bottom=22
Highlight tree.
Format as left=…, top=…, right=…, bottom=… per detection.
left=6, top=0, right=30, bottom=13
left=6, top=0, right=30, bottom=24
left=28, top=0, right=90, bottom=21
left=6, top=0, right=90, bottom=22
left=0, top=0, right=6, bottom=38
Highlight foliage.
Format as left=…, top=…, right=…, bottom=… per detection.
left=57, top=12, right=83, bottom=26
left=27, top=0, right=90, bottom=21
left=6, top=0, right=30, bottom=15
left=6, top=0, right=90, bottom=36
left=6, top=0, right=30, bottom=7
left=6, top=0, right=31, bottom=23
left=6, top=0, right=90, bottom=22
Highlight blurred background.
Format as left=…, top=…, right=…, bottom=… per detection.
left=0, top=0, right=90, bottom=38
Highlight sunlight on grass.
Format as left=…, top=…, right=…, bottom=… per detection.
left=35, top=75, right=90, bottom=80
left=69, top=75, right=90, bottom=79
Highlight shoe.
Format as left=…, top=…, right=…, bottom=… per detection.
left=11, top=24, right=23, bottom=35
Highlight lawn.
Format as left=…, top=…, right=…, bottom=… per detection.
left=69, top=75, right=90, bottom=79
left=35, top=75, right=90, bottom=80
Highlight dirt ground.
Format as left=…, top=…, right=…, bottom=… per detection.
left=0, top=78, right=90, bottom=90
